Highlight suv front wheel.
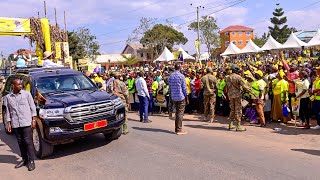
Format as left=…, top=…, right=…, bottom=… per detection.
left=103, top=126, right=122, bottom=141
left=33, top=126, right=54, bottom=158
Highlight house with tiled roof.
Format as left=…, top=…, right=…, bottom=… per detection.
left=220, top=25, right=254, bottom=53
left=122, top=43, right=153, bottom=62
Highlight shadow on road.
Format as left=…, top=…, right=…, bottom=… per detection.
left=291, top=149, right=320, bottom=156
left=185, top=124, right=228, bottom=131
left=132, top=127, right=175, bottom=134
left=0, top=155, right=19, bottom=165
left=0, top=124, right=21, bottom=156
left=47, top=134, right=111, bottom=159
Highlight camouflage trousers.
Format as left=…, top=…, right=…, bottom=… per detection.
left=229, top=97, right=242, bottom=122
left=204, top=94, right=216, bottom=119
left=122, top=100, right=129, bottom=134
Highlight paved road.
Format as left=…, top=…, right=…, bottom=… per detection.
left=1, top=112, right=320, bottom=180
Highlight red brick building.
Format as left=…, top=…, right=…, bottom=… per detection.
left=220, top=25, right=254, bottom=53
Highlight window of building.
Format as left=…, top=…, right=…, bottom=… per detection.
left=238, top=40, right=243, bottom=45
left=140, top=53, right=143, bottom=58
left=232, top=32, right=236, bottom=37
left=246, top=31, right=251, bottom=36
left=147, top=53, right=150, bottom=59
left=225, top=41, right=230, bottom=47
left=246, top=40, right=249, bottom=44
left=238, top=32, right=242, bottom=36
left=232, top=41, right=236, bottom=45
left=225, top=32, right=229, bottom=36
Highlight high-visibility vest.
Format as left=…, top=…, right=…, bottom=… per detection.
left=217, top=79, right=226, bottom=97
left=278, top=79, right=289, bottom=101
left=251, top=79, right=266, bottom=97
left=128, top=78, right=135, bottom=93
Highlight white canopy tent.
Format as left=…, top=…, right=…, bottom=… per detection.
left=154, top=47, right=174, bottom=62
left=282, top=32, right=307, bottom=49
left=221, top=42, right=241, bottom=56
left=240, top=39, right=261, bottom=53
left=178, top=47, right=195, bottom=60
left=307, top=29, right=320, bottom=47
left=260, top=36, right=283, bottom=51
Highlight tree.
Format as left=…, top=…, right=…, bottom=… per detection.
left=121, top=54, right=141, bottom=65
left=189, top=16, right=220, bottom=56
left=253, top=32, right=268, bottom=47
left=268, top=4, right=291, bottom=43
left=127, top=17, right=157, bottom=43
left=68, top=27, right=100, bottom=61
left=140, top=24, right=188, bottom=57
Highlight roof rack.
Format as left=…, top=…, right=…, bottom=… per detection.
left=16, top=66, right=70, bottom=74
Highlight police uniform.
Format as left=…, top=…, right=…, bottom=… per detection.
left=201, top=71, right=218, bottom=122
left=225, top=66, right=251, bottom=131
left=107, top=72, right=129, bottom=134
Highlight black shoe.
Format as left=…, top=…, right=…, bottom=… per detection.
left=143, top=120, right=152, bottom=123
left=15, top=160, right=27, bottom=169
left=27, top=161, right=35, bottom=171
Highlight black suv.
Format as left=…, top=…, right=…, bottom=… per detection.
left=2, top=67, right=125, bottom=158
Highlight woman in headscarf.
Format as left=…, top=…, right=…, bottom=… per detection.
left=271, top=70, right=290, bottom=123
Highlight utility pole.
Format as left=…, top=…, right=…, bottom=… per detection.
left=64, top=11, right=68, bottom=42
left=191, top=4, right=204, bottom=62
left=54, top=8, right=58, bottom=27
left=44, top=0, right=47, bottom=17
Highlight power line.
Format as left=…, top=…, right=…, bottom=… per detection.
left=99, top=0, right=247, bottom=46
left=97, top=0, right=244, bottom=37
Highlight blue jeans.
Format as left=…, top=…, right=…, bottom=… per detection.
left=138, top=95, right=149, bottom=122
left=149, top=92, right=154, bottom=113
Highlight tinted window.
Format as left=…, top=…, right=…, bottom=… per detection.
left=36, top=74, right=96, bottom=94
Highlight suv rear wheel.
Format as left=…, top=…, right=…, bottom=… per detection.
left=33, top=126, right=54, bottom=158
left=103, top=126, right=122, bottom=141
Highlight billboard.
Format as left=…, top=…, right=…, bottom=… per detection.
left=0, top=17, right=31, bottom=35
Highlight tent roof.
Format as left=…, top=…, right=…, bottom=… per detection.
left=154, top=47, right=174, bottom=62
left=95, top=54, right=129, bottom=63
left=240, top=39, right=261, bottom=53
left=220, top=43, right=241, bottom=56
left=307, top=29, right=320, bottom=47
left=282, top=32, right=307, bottom=49
left=260, top=36, right=283, bottom=51
left=178, top=47, right=195, bottom=60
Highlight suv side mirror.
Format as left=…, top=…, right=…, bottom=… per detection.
left=96, top=82, right=102, bottom=89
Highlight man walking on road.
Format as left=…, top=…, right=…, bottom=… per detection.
left=3, top=78, right=37, bottom=171
left=224, top=65, right=251, bottom=131
left=201, top=67, right=218, bottom=123
left=135, top=71, right=151, bottom=123
left=169, top=64, right=188, bottom=135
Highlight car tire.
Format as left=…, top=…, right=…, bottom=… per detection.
left=103, top=126, right=122, bottom=141
left=33, top=126, right=54, bottom=159
left=2, top=109, right=13, bottom=135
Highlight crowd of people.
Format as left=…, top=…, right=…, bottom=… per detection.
left=82, top=53, right=320, bottom=134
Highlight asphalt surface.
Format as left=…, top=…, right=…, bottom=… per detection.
left=1, top=112, right=320, bottom=180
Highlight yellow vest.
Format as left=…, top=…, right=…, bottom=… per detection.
left=314, top=77, right=320, bottom=100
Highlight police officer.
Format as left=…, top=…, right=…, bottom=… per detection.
left=224, top=65, right=251, bottom=131
left=201, top=67, right=218, bottom=123
left=107, top=72, right=129, bottom=134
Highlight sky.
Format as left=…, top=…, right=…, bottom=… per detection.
left=0, top=0, right=320, bottom=57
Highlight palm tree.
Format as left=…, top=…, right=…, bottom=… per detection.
left=121, top=54, right=142, bottom=66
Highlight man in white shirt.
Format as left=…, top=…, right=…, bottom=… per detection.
left=42, top=51, right=63, bottom=68
left=135, top=71, right=151, bottom=123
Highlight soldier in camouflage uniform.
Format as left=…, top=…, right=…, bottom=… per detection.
left=224, top=65, right=251, bottom=131
left=201, top=67, right=218, bottom=123
left=107, top=72, right=129, bottom=134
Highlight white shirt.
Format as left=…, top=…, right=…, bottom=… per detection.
left=43, top=59, right=63, bottom=68
left=135, top=77, right=149, bottom=98
left=294, top=78, right=310, bottom=98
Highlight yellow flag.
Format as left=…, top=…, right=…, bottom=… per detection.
left=40, top=18, right=51, bottom=52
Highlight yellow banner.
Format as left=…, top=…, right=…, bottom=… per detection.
left=36, top=43, right=44, bottom=66
left=62, top=42, right=69, bottom=59
left=40, top=18, right=52, bottom=52
left=55, top=42, right=62, bottom=59
left=0, top=17, right=31, bottom=33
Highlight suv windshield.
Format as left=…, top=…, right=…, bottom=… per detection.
left=36, top=74, right=97, bottom=94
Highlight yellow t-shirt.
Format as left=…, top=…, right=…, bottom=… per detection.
left=94, top=77, right=103, bottom=83
left=185, top=77, right=191, bottom=94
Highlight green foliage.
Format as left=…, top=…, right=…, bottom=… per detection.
left=140, top=24, right=188, bottom=56
left=121, top=54, right=141, bottom=65
left=253, top=32, right=268, bottom=47
left=68, top=27, right=100, bottom=61
left=268, top=4, right=291, bottom=43
left=189, top=16, right=220, bottom=55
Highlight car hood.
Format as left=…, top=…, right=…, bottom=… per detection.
left=43, top=90, right=116, bottom=108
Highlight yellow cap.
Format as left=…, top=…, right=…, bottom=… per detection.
left=255, top=70, right=263, bottom=77
left=279, top=70, right=285, bottom=78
